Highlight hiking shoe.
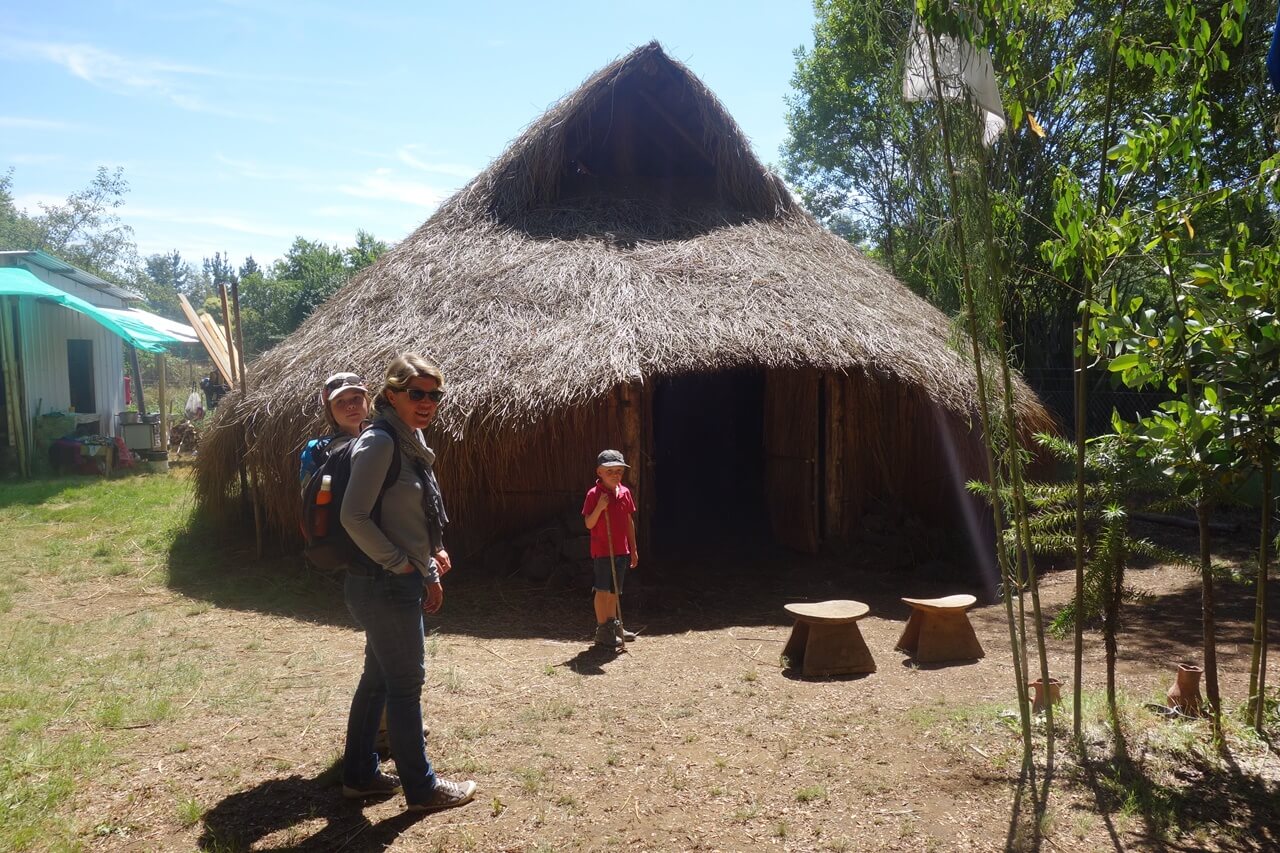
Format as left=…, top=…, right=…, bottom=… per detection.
left=594, top=620, right=622, bottom=648
left=342, top=770, right=402, bottom=799
left=407, top=778, right=477, bottom=813
left=615, top=621, right=638, bottom=642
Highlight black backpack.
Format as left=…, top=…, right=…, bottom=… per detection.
left=300, top=421, right=401, bottom=572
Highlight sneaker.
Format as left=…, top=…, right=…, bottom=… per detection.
left=594, top=621, right=622, bottom=648
left=342, top=770, right=402, bottom=799
left=615, top=621, right=638, bottom=642
left=407, top=778, right=477, bottom=813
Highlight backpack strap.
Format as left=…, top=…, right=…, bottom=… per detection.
left=365, top=419, right=402, bottom=525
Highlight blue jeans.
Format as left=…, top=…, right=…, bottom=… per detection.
left=342, top=570, right=436, bottom=803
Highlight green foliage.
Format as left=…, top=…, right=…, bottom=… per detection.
left=787, top=0, right=1277, bottom=372
left=1, top=166, right=392, bottom=359
left=0, top=166, right=137, bottom=282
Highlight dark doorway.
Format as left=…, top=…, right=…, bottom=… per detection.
left=67, top=339, right=95, bottom=413
left=650, top=369, right=768, bottom=556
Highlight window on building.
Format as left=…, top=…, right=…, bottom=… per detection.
left=67, top=339, right=96, bottom=413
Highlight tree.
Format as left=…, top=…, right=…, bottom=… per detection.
left=33, top=166, right=137, bottom=277
left=0, top=166, right=139, bottom=280
left=345, top=229, right=388, bottom=272
left=0, top=169, right=40, bottom=249
left=203, top=251, right=238, bottom=289
left=783, top=0, right=1277, bottom=375
left=272, top=237, right=349, bottom=330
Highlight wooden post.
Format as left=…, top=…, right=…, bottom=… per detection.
left=1, top=297, right=30, bottom=477
left=157, top=352, right=169, bottom=452
left=230, top=279, right=263, bottom=558
left=217, top=282, right=238, bottom=385
left=127, top=345, right=147, bottom=418
left=619, top=381, right=646, bottom=557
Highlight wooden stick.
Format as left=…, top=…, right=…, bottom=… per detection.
left=1, top=297, right=29, bottom=477
left=217, top=281, right=239, bottom=385
left=230, top=279, right=263, bottom=558
left=604, top=502, right=624, bottom=652
left=157, top=352, right=168, bottom=452
left=127, top=345, right=147, bottom=419
left=177, top=294, right=233, bottom=385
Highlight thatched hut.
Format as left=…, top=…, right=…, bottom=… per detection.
left=196, top=41, right=1052, bottom=562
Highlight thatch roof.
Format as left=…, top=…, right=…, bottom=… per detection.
left=196, top=41, right=1049, bottom=536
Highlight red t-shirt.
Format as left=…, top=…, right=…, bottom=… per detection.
left=581, top=480, right=636, bottom=558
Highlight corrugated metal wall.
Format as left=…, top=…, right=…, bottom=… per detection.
left=11, top=265, right=129, bottom=436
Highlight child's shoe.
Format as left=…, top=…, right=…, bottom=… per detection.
left=594, top=620, right=623, bottom=649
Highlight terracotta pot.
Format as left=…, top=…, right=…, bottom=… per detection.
left=1166, top=662, right=1203, bottom=716
left=1028, top=677, right=1062, bottom=713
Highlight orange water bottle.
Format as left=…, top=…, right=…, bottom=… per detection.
left=313, top=475, right=333, bottom=537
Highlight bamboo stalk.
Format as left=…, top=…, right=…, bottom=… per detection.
left=922, top=22, right=1034, bottom=771
left=1073, top=0, right=1128, bottom=739
left=1248, top=446, right=1270, bottom=730
left=1159, top=213, right=1221, bottom=737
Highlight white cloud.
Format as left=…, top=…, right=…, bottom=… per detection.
left=2, top=39, right=272, bottom=120
left=337, top=175, right=446, bottom=208
left=0, top=116, right=81, bottom=131
left=396, top=145, right=476, bottom=178
left=123, top=205, right=301, bottom=240
left=213, top=153, right=319, bottom=183
left=311, top=204, right=380, bottom=218
left=5, top=153, right=62, bottom=165
left=12, top=192, right=65, bottom=211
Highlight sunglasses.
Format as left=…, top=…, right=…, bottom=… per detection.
left=325, top=373, right=364, bottom=392
left=401, top=388, right=445, bottom=403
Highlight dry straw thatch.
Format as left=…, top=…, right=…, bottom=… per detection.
left=195, top=41, right=1052, bottom=552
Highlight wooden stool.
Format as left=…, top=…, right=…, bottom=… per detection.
left=896, top=594, right=984, bottom=663
left=781, top=600, right=876, bottom=677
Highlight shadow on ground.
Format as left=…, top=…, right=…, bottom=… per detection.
left=1068, top=729, right=1280, bottom=853
left=168, top=509, right=1277, bottom=657
left=0, top=476, right=91, bottom=508
left=166, top=514, right=995, bottom=641
left=198, top=762, right=431, bottom=852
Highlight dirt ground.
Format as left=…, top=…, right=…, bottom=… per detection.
left=63, top=514, right=1280, bottom=852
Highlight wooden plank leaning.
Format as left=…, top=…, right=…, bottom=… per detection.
left=178, top=294, right=234, bottom=385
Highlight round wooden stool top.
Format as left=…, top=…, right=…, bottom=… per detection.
left=901, top=594, right=977, bottom=612
left=784, top=600, right=870, bottom=623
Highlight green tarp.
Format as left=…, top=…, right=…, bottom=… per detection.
left=0, top=267, right=187, bottom=352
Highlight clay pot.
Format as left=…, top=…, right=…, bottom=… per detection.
left=1028, top=677, right=1062, bottom=713
left=1166, top=662, right=1203, bottom=716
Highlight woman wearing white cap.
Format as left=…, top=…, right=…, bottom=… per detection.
left=299, top=372, right=370, bottom=488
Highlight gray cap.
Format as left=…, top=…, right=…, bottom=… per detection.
left=597, top=449, right=629, bottom=468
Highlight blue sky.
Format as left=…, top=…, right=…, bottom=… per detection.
left=1, top=1, right=816, bottom=268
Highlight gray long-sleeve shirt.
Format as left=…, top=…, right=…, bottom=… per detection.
left=339, top=422, right=441, bottom=584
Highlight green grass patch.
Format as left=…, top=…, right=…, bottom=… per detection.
left=0, top=474, right=210, bottom=850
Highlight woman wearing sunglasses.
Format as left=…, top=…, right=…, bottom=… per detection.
left=338, top=353, right=476, bottom=813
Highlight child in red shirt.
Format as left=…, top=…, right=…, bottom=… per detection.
left=582, top=449, right=639, bottom=648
